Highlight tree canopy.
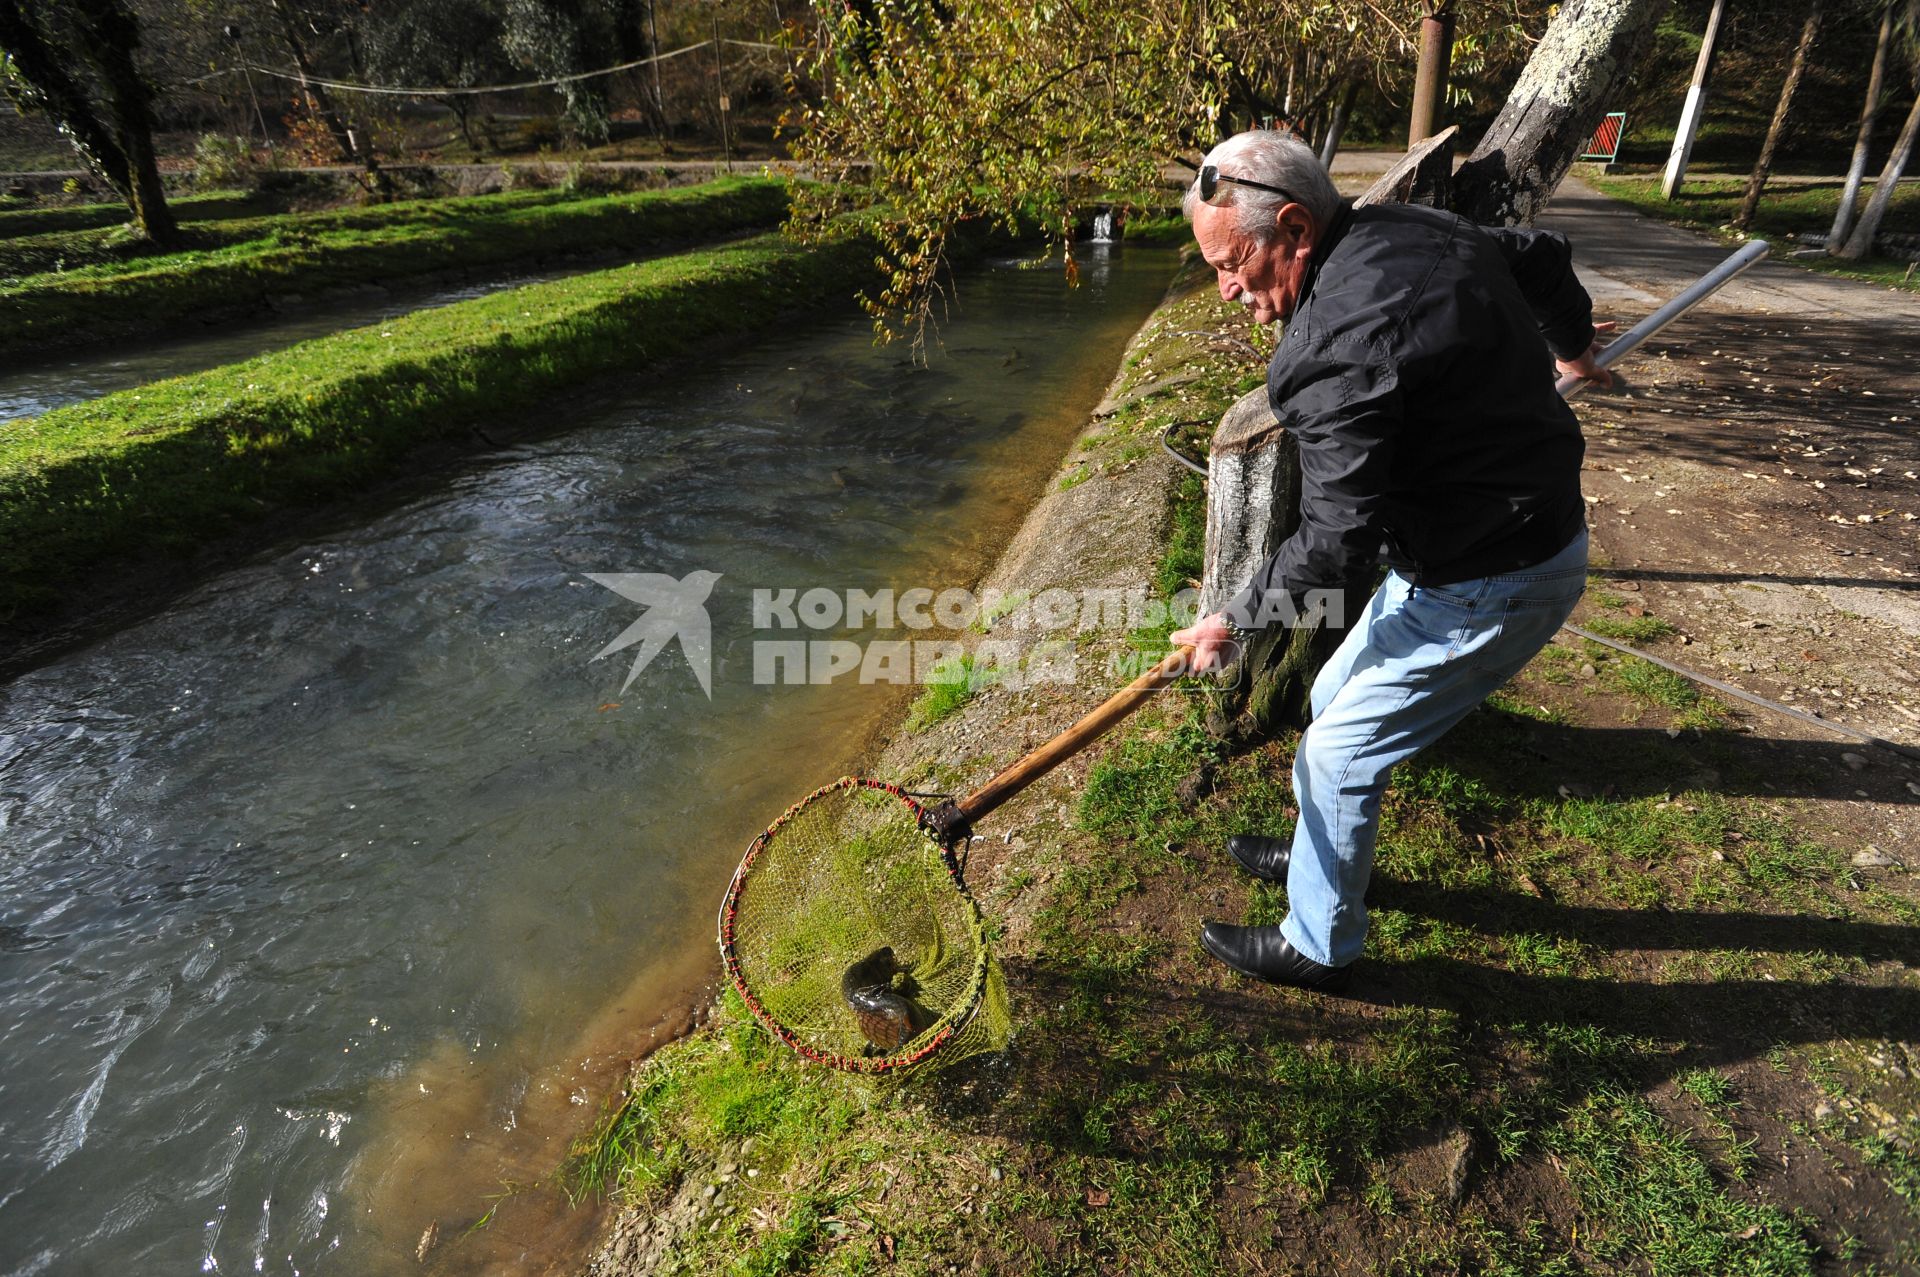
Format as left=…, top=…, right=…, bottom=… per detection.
left=781, top=0, right=1558, bottom=340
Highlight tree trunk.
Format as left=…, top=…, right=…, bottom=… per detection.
left=0, top=0, right=177, bottom=243
left=269, top=0, right=358, bottom=164
left=74, top=0, right=176, bottom=242
left=1838, top=81, right=1920, bottom=259
left=1661, top=0, right=1727, bottom=198
left=1452, top=0, right=1673, bottom=226
left=1319, top=81, right=1360, bottom=168
left=1830, top=5, right=1895, bottom=250
left=1408, top=5, right=1456, bottom=148
left=1735, top=0, right=1824, bottom=231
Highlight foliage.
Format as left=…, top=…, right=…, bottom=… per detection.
left=781, top=0, right=1555, bottom=339
left=191, top=132, right=256, bottom=190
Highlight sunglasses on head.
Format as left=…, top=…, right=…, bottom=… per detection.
left=1197, top=164, right=1300, bottom=207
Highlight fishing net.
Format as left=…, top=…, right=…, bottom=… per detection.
left=719, top=777, right=1010, bottom=1075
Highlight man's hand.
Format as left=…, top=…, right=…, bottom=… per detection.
left=1555, top=320, right=1617, bottom=389
left=1171, top=612, right=1241, bottom=672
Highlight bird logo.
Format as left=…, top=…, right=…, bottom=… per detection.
left=586, top=570, right=722, bottom=698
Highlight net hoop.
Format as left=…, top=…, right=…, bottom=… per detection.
left=717, top=776, right=993, bottom=1075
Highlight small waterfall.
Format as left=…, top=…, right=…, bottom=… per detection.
left=1091, top=209, right=1116, bottom=244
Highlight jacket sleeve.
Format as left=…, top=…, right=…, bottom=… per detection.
left=1484, top=226, right=1596, bottom=361
left=1224, top=333, right=1402, bottom=632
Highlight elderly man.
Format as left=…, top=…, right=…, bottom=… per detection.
left=1169, top=129, right=1610, bottom=992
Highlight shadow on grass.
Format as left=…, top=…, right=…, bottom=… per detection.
left=1441, top=705, right=1918, bottom=804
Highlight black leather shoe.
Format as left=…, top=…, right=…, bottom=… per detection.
left=1225, top=834, right=1290, bottom=883
left=1200, top=923, right=1353, bottom=992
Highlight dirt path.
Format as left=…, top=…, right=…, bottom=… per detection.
left=1536, top=176, right=1920, bottom=863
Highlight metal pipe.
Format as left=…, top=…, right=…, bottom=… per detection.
left=1557, top=238, right=1771, bottom=399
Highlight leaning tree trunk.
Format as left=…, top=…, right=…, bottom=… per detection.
left=0, top=0, right=176, bottom=243
left=1452, top=0, right=1673, bottom=226
left=1838, top=78, right=1920, bottom=259
left=1831, top=5, right=1895, bottom=251
left=1201, top=134, right=1455, bottom=741
left=1736, top=0, right=1824, bottom=231
left=76, top=0, right=178, bottom=243
left=1319, top=81, right=1361, bottom=168
left=269, top=0, right=362, bottom=166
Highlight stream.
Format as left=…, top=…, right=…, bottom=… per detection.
left=0, top=243, right=1178, bottom=1276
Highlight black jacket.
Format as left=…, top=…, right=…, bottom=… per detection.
left=1227, top=201, right=1592, bottom=631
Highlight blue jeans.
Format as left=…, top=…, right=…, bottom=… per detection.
left=1278, top=526, right=1589, bottom=967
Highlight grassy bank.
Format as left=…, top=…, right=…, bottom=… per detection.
left=1588, top=174, right=1920, bottom=293
left=0, top=229, right=871, bottom=623
left=0, top=176, right=792, bottom=359
left=0, top=188, right=268, bottom=242
left=557, top=273, right=1920, bottom=1277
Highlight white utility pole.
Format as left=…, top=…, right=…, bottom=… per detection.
left=1662, top=0, right=1728, bottom=200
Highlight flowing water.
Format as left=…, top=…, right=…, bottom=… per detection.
left=0, top=265, right=588, bottom=424
left=0, top=243, right=1177, bottom=1276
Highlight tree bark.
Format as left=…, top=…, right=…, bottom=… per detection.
left=1319, top=81, right=1360, bottom=168
left=1830, top=5, right=1895, bottom=251
left=0, top=0, right=176, bottom=243
left=1661, top=0, right=1727, bottom=199
left=1735, top=0, right=1824, bottom=231
left=1838, top=79, right=1920, bottom=259
left=1407, top=5, right=1456, bottom=148
left=269, top=0, right=358, bottom=163
left=1452, top=0, right=1673, bottom=226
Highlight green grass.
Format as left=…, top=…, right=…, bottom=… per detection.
left=906, top=652, right=998, bottom=730
left=0, top=228, right=872, bottom=622
left=0, top=188, right=267, bottom=241
left=1579, top=612, right=1677, bottom=643
left=1588, top=175, right=1920, bottom=294
left=0, top=177, right=792, bottom=359
left=1547, top=1088, right=1812, bottom=1275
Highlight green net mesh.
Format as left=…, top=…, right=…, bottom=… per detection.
left=719, top=778, right=1010, bottom=1075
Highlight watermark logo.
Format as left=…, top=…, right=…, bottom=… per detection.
left=586, top=571, right=722, bottom=697
left=588, top=578, right=1344, bottom=695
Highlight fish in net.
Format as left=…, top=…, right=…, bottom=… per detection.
left=719, top=777, right=1011, bottom=1075
left=719, top=647, right=1196, bottom=1078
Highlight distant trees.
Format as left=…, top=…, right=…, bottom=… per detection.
left=0, top=0, right=177, bottom=240
left=1833, top=0, right=1920, bottom=258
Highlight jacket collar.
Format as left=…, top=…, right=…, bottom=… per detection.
left=1294, top=200, right=1356, bottom=314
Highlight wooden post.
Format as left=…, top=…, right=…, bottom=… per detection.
left=1662, top=0, right=1727, bottom=200
left=1408, top=5, right=1456, bottom=148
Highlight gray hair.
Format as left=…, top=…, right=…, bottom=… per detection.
left=1182, top=131, right=1342, bottom=240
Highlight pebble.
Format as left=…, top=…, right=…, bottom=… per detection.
left=1853, top=847, right=1899, bottom=869
left=989, top=1166, right=1003, bottom=1182
left=1841, top=752, right=1869, bottom=771
left=1813, top=1100, right=1834, bottom=1121
left=721, top=1162, right=738, bottom=1175
left=702, top=1184, right=717, bottom=1200
left=1579, top=663, right=1597, bottom=678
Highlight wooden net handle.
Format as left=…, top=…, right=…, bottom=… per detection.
left=954, top=646, right=1194, bottom=826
